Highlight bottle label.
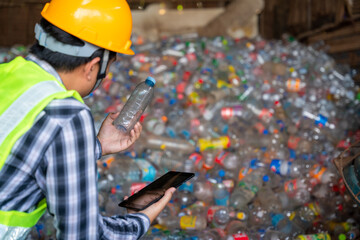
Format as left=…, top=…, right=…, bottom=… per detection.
left=284, top=179, right=298, bottom=193
left=288, top=136, right=301, bottom=149
left=271, top=213, right=284, bottom=227
left=307, top=202, right=320, bottom=217
left=309, top=164, right=326, bottom=182
left=259, top=108, right=273, bottom=120
left=178, top=181, right=194, bottom=193
left=286, top=78, right=301, bottom=92
left=214, top=195, right=229, bottom=206
left=314, top=114, right=328, bottom=127
left=270, top=159, right=282, bottom=174
left=296, top=233, right=331, bottom=240
left=213, top=136, right=231, bottom=149
left=232, top=233, right=249, bottom=240
left=238, top=167, right=252, bottom=181
left=223, top=179, right=235, bottom=192
left=189, top=153, right=203, bottom=168
left=180, top=215, right=197, bottom=229
left=253, top=122, right=266, bottom=134
left=221, top=107, right=234, bottom=120
left=207, top=206, right=221, bottom=222
left=215, top=151, right=229, bottom=165
left=129, top=182, right=148, bottom=195
left=134, top=158, right=156, bottom=182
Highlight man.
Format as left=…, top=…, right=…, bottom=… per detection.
left=0, top=0, right=175, bottom=239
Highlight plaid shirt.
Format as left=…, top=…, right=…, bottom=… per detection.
left=0, top=55, right=150, bottom=240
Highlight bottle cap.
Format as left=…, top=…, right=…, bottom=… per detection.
left=145, top=76, right=156, bottom=86
left=338, top=234, right=346, bottom=240
left=218, top=169, right=225, bottom=178
left=263, top=175, right=269, bottom=182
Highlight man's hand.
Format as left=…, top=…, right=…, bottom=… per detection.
left=126, top=187, right=176, bottom=223
left=97, top=112, right=142, bottom=156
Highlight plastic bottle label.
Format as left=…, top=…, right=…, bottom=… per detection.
left=215, top=151, right=229, bottom=165
left=238, top=167, right=252, bottom=181
left=288, top=136, right=301, bottom=149
left=296, top=233, right=331, bottom=240
left=309, top=164, right=326, bottom=182
left=314, top=114, right=328, bottom=127
left=134, top=158, right=156, bottom=182
left=258, top=108, right=273, bottom=120
left=286, top=78, right=301, bottom=92
left=214, top=195, right=229, bottom=206
left=232, top=233, right=249, bottom=240
left=284, top=179, right=298, bottom=193
left=253, top=122, right=266, bottom=134
left=207, top=206, right=221, bottom=222
left=178, top=181, right=194, bottom=193
left=180, top=215, right=197, bottom=229
left=307, top=202, right=320, bottom=217
left=129, top=182, right=148, bottom=195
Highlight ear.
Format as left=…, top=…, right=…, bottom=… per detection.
left=84, top=57, right=101, bottom=81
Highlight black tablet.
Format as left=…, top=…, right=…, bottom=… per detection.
left=118, top=171, right=195, bottom=211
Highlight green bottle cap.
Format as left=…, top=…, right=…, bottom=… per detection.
left=338, top=233, right=346, bottom=240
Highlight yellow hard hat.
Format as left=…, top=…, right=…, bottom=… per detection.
left=41, top=0, right=134, bottom=55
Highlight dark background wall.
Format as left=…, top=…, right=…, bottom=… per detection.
left=1, top=0, right=359, bottom=82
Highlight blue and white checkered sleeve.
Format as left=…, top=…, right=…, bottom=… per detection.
left=45, top=107, right=149, bottom=239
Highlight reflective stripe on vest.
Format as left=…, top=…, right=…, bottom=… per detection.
left=0, top=57, right=83, bottom=236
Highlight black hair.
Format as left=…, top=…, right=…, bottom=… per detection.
left=29, top=18, right=116, bottom=72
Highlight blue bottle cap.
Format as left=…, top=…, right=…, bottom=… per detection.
left=218, top=169, right=225, bottom=178
left=263, top=175, right=269, bottom=182
left=145, top=76, right=156, bottom=86
left=250, top=158, right=259, bottom=169
left=169, top=98, right=177, bottom=105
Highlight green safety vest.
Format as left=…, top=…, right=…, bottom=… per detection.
left=0, top=57, right=83, bottom=239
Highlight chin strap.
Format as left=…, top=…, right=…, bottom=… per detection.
left=89, top=49, right=109, bottom=94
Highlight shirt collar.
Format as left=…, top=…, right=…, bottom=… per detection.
left=25, top=54, right=64, bottom=85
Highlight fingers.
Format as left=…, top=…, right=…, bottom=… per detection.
left=140, top=187, right=176, bottom=223
left=130, top=122, right=142, bottom=139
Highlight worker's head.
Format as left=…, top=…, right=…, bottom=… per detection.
left=30, top=0, right=134, bottom=95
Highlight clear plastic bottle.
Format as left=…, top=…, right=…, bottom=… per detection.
left=137, top=133, right=196, bottom=155
left=270, top=159, right=313, bottom=178
left=113, top=76, right=156, bottom=133
left=157, top=214, right=207, bottom=231
left=215, top=150, right=241, bottom=172
left=211, top=206, right=232, bottom=229
left=230, top=168, right=264, bottom=209
left=225, top=220, right=248, bottom=236
left=271, top=213, right=303, bottom=237
left=213, top=169, right=230, bottom=206
left=193, top=174, right=214, bottom=204
left=106, top=155, right=157, bottom=186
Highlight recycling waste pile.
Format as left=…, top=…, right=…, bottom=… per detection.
left=2, top=34, right=360, bottom=240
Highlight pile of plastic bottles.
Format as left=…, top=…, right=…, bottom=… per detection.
left=87, top=35, right=360, bottom=240
left=0, top=45, right=29, bottom=63
left=8, top=34, right=360, bottom=239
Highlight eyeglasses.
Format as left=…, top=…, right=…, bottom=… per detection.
left=333, top=140, right=360, bottom=205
